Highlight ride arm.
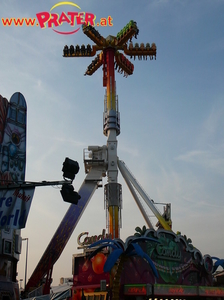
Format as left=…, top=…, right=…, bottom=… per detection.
left=114, top=51, right=134, bottom=76
left=63, top=44, right=96, bottom=57
left=118, top=159, right=172, bottom=231
left=123, top=43, right=157, bottom=60
left=25, top=167, right=103, bottom=293
left=84, top=51, right=103, bottom=76
left=115, top=20, right=139, bottom=47
left=119, top=164, right=154, bottom=229
left=82, top=24, right=106, bottom=46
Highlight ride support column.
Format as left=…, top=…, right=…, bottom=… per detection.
left=103, top=47, right=122, bottom=239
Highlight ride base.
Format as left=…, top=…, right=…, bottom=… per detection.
left=71, top=228, right=224, bottom=300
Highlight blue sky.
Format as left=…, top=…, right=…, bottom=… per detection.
left=1, top=0, right=224, bottom=288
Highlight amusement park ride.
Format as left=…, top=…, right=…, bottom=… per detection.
left=21, top=20, right=224, bottom=299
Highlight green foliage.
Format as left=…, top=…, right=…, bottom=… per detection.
left=134, top=225, right=147, bottom=237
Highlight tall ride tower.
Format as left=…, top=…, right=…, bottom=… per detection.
left=63, top=21, right=157, bottom=239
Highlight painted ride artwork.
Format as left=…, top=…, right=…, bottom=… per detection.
left=0, top=20, right=224, bottom=300
left=72, top=229, right=217, bottom=300
left=0, top=92, right=28, bottom=300
left=0, top=93, right=27, bottom=185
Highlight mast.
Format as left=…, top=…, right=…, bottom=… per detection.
left=63, top=21, right=157, bottom=238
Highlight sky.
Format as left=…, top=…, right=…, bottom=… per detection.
left=0, top=0, right=224, bottom=289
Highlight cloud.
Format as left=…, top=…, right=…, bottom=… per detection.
left=175, top=150, right=208, bottom=163
left=175, top=98, right=224, bottom=175
left=119, top=143, right=139, bottom=158
left=175, top=148, right=224, bottom=175
left=202, top=100, right=224, bottom=138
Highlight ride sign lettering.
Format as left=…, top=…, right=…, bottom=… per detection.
left=0, top=188, right=35, bottom=229
left=77, top=229, right=112, bottom=247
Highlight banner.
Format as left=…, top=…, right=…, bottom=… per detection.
left=0, top=92, right=35, bottom=229
left=0, top=92, right=27, bottom=183
left=0, top=187, right=35, bottom=229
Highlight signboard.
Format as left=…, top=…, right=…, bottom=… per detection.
left=0, top=188, right=35, bottom=229
left=123, top=284, right=224, bottom=297
left=154, top=284, right=198, bottom=296
left=199, top=286, right=224, bottom=297
left=77, top=229, right=112, bottom=248
left=0, top=92, right=35, bottom=229
left=73, top=250, right=110, bottom=287
left=120, top=229, right=213, bottom=286
left=124, top=284, right=152, bottom=296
